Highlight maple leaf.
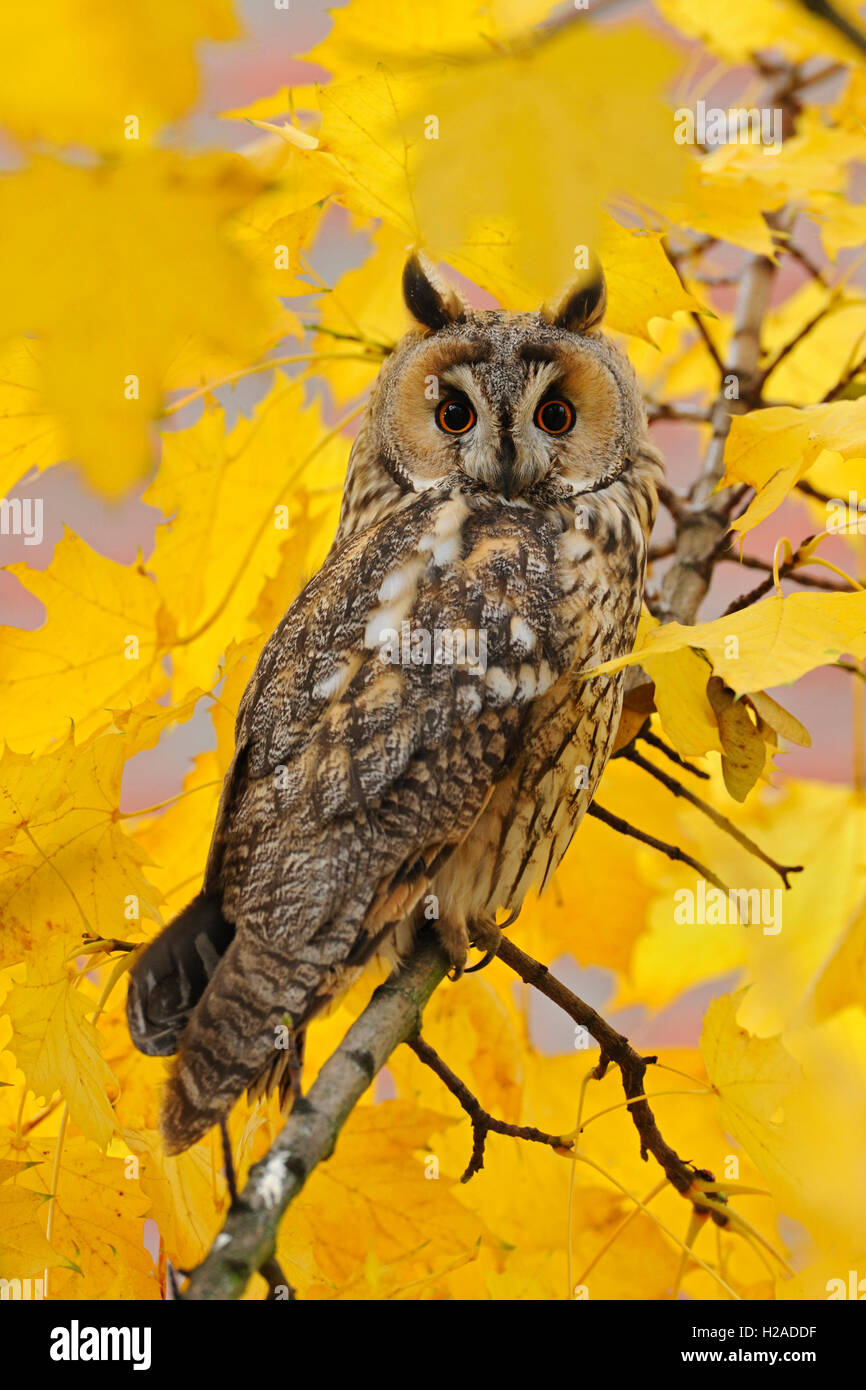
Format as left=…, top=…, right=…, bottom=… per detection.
left=0, top=1181, right=67, bottom=1281
left=285, top=1100, right=486, bottom=1296
left=0, top=1, right=237, bottom=149
left=723, top=399, right=866, bottom=537
left=0, top=151, right=275, bottom=496
left=0, top=532, right=172, bottom=752
left=702, top=990, right=801, bottom=1170
left=0, top=699, right=200, bottom=968
left=2, top=940, right=120, bottom=1148
left=147, top=384, right=344, bottom=693
left=307, top=0, right=557, bottom=80
left=9, top=1134, right=158, bottom=1299
left=0, top=339, right=66, bottom=501
left=589, top=591, right=866, bottom=695
left=657, top=0, right=864, bottom=64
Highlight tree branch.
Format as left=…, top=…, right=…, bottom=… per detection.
left=656, top=236, right=781, bottom=626
left=408, top=1036, right=571, bottom=1182
left=493, top=939, right=725, bottom=1218
left=181, top=933, right=449, bottom=1300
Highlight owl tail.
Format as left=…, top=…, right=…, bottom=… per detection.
left=158, top=929, right=302, bottom=1155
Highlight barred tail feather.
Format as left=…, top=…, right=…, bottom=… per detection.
left=159, top=932, right=306, bottom=1155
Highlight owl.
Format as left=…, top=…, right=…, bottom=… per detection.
left=127, top=253, right=663, bottom=1155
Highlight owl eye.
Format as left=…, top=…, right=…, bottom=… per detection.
left=535, top=398, right=575, bottom=434
left=436, top=398, right=476, bottom=435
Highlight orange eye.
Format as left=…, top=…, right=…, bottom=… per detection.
left=535, top=398, right=575, bottom=434
left=436, top=398, right=476, bottom=434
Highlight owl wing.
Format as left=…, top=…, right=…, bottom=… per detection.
left=143, top=486, right=572, bottom=1151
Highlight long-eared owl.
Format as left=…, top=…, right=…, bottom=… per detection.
left=127, top=253, right=663, bottom=1154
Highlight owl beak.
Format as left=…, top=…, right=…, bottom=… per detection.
left=495, top=434, right=517, bottom=499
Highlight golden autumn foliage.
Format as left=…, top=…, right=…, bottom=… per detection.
left=1, top=0, right=865, bottom=1303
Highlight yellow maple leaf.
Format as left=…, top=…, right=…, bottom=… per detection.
left=8, top=1135, right=159, bottom=1299
left=589, top=590, right=866, bottom=695
left=307, top=0, right=558, bottom=82
left=813, top=897, right=866, bottom=1022
left=705, top=999, right=866, bottom=1261
left=0, top=1, right=237, bottom=149
left=287, top=1100, right=485, bottom=1295
left=654, top=166, right=787, bottom=258
left=597, top=217, right=706, bottom=342
left=725, top=396, right=866, bottom=497
left=2, top=941, right=120, bottom=1148
left=0, top=339, right=66, bottom=500
left=304, top=25, right=688, bottom=313
left=0, top=1183, right=67, bottom=1281
left=148, top=385, right=346, bottom=693
left=651, top=647, right=723, bottom=757
left=0, top=531, right=172, bottom=751
left=127, top=1128, right=220, bottom=1274
left=761, top=282, right=866, bottom=406
left=657, top=0, right=863, bottom=69
left=411, top=24, right=688, bottom=306
left=701, top=989, right=800, bottom=1179
left=702, top=106, right=864, bottom=197
left=0, top=151, right=275, bottom=495
left=0, top=727, right=173, bottom=968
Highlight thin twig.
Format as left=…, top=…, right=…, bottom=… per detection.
left=784, top=240, right=829, bottom=288
left=408, top=1036, right=570, bottom=1182
left=647, top=400, right=712, bottom=425
left=638, top=728, right=710, bottom=780
left=756, top=296, right=840, bottom=386
left=690, top=311, right=725, bottom=376
left=588, top=802, right=730, bottom=892
left=822, top=352, right=866, bottom=401
left=220, top=1119, right=239, bottom=1207
left=722, top=552, right=852, bottom=615
left=796, top=0, right=866, bottom=57
left=731, top=552, right=847, bottom=591
left=624, top=747, right=803, bottom=887
left=796, top=479, right=834, bottom=504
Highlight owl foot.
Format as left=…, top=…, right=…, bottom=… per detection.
left=465, top=917, right=502, bottom=974
left=436, top=919, right=471, bottom=980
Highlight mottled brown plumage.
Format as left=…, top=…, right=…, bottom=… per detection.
left=127, top=253, right=663, bottom=1154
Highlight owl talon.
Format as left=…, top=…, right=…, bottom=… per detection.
left=464, top=947, right=497, bottom=973
left=436, top=919, right=470, bottom=980
left=465, top=918, right=502, bottom=972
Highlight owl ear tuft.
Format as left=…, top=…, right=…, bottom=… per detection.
left=402, top=251, right=466, bottom=331
left=546, top=267, right=607, bottom=335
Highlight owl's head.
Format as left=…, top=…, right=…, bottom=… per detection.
left=337, top=252, right=654, bottom=541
